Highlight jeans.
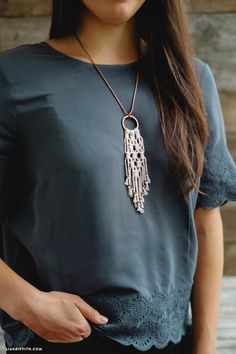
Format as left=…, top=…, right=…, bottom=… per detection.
left=5, top=324, right=193, bottom=354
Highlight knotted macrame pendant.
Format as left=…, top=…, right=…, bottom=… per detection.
left=121, top=114, right=151, bottom=213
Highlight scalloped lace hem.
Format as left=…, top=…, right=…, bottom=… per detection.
left=84, top=284, right=193, bottom=351
left=92, top=319, right=192, bottom=352
left=1, top=284, right=193, bottom=351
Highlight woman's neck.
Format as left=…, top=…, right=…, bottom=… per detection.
left=74, top=7, right=139, bottom=64
left=47, top=8, right=140, bottom=65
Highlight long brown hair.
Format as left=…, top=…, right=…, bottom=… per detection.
left=49, top=0, right=209, bottom=204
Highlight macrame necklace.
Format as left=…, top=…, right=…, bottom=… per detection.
left=72, top=32, right=151, bottom=213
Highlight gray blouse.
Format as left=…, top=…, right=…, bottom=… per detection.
left=0, top=42, right=236, bottom=351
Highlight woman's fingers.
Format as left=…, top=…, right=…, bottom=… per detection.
left=72, top=295, right=109, bottom=325
left=49, top=291, right=109, bottom=325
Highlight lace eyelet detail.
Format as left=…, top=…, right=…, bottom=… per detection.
left=196, top=147, right=236, bottom=208
left=84, top=284, right=193, bottom=351
left=1, top=285, right=193, bottom=351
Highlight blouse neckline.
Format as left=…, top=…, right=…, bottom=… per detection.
left=39, top=41, right=145, bottom=69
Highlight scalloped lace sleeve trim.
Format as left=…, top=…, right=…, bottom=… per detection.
left=196, top=149, right=236, bottom=209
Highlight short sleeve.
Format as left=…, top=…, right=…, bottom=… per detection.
left=0, top=63, right=17, bottom=257
left=195, top=63, right=236, bottom=210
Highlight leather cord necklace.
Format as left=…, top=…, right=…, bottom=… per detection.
left=72, top=31, right=151, bottom=213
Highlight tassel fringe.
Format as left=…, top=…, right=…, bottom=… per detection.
left=124, top=127, right=151, bottom=213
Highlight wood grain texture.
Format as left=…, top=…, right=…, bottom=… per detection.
left=0, top=17, right=50, bottom=51
left=190, top=13, right=236, bottom=92
left=227, top=133, right=236, bottom=160
left=221, top=203, right=236, bottom=242
left=219, top=203, right=236, bottom=275
left=217, top=277, right=236, bottom=353
left=0, top=329, right=3, bottom=354
left=224, top=243, right=236, bottom=275
left=0, top=0, right=51, bottom=17
left=220, top=92, right=236, bottom=132
left=188, top=0, right=236, bottom=13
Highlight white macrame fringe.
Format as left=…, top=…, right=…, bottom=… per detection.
left=124, top=127, right=151, bottom=213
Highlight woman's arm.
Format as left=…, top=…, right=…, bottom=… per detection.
left=192, top=206, right=224, bottom=354
left=0, top=258, right=39, bottom=319
left=0, top=258, right=108, bottom=342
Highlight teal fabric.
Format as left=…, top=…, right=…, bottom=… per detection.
left=0, top=42, right=236, bottom=351
left=4, top=323, right=194, bottom=353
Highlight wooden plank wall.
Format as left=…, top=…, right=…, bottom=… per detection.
left=0, top=0, right=236, bottom=274
left=188, top=1, right=236, bottom=275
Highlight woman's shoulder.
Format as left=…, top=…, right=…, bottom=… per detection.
left=0, top=42, right=47, bottom=82
left=193, top=57, right=216, bottom=89
left=193, top=57, right=221, bottom=108
left=0, top=42, right=39, bottom=65
left=193, top=57, right=207, bottom=82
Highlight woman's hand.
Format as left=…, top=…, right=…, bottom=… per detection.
left=17, top=289, right=109, bottom=343
left=0, top=260, right=108, bottom=343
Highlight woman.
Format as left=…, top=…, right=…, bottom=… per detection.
left=0, top=0, right=236, bottom=353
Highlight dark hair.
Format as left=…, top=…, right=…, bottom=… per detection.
left=49, top=0, right=209, bottom=203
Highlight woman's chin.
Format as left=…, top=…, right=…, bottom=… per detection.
left=81, top=0, right=145, bottom=26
